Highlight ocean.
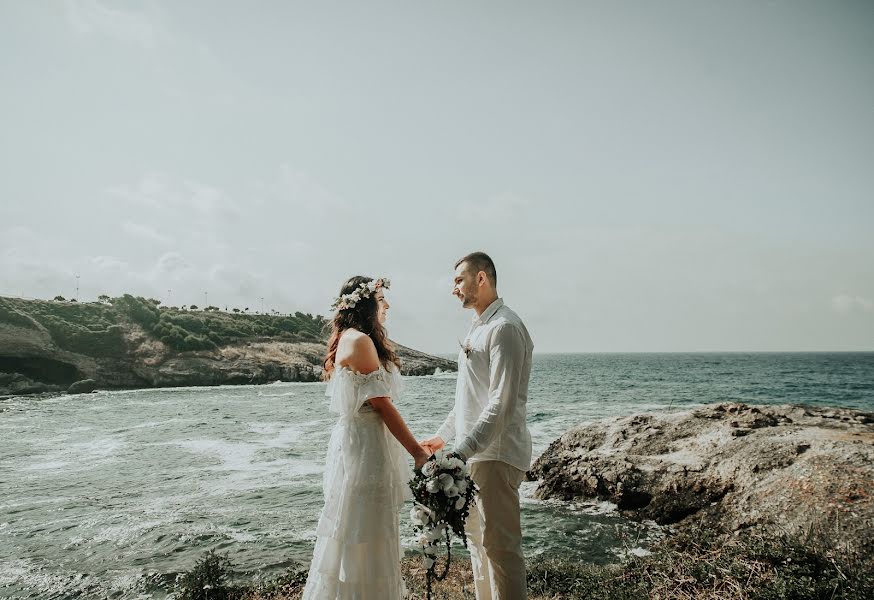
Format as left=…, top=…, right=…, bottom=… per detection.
left=1, top=352, right=872, bottom=598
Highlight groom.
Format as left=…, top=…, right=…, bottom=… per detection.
left=422, top=251, right=534, bottom=600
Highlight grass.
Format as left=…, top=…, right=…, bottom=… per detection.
left=170, top=524, right=874, bottom=600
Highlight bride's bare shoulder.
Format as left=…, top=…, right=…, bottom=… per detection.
left=336, top=329, right=379, bottom=371
left=337, top=328, right=371, bottom=349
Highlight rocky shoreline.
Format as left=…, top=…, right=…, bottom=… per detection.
left=0, top=318, right=456, bottom=397
left=528, top=402, right=874, bottom=558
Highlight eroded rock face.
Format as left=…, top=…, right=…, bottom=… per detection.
left=67, top=379, right=98, bottom=394
left=0, top=320, right=457, bottom=396
left=529, top=403, right=874, bottom=556
left=0, top=372, right=63, bottom=395
left=393, top=343, right=456, bottom=376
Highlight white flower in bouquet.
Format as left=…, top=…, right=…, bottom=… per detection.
left=410, top=504, right=431, bottom=526
left=425, top=526, right=444, bottom=543
left=439, top=455, right=453, bottom=469
left=425, top=478, right=441, bottom=493
left=421, top=460, right=439, bottom=477
left=445, top=484, right=460, bottom=497
left=438, top=473, right=455, bottom=492
left=457, top=479, right=468, bottom=493
left=454, top=496, right=466, bottom=510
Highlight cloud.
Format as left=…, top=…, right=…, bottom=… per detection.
left=182, top=180, right=240, bottom=216
left=253, top=164, right=353, bottom=222
left=91, top=255, right=129, bottom=272
left=106, top=176, right=243, bottom=262
left=122, top=222, right=169, bottom=244
left=64, top=0, right=162, bottom=49
left=151, top=251, right=192, bottom=279
left=463, top=192, right=535, bottom=225
left=106, top=172, right=168, bottom=208
left=831, top=294, right=874, bottom=314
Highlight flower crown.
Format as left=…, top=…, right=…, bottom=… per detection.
left=331, top=277, right=391, bottom=311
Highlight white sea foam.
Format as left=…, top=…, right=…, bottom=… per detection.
left=176, top=438, right=259, bottom=472
left=426, top=371, right=458, bottom=380
left=22, top=459, right=70, bottom=471
left=90, top=519, right=166, bottom=545
left=174, top=437, right=324, bottom=494
left=521, top=480, right=621, bottom=517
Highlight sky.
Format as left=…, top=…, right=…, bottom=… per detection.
left=1, top=1, right=872, bottom=353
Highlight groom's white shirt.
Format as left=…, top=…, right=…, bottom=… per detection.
left=436, top=298, right=533, bottom=472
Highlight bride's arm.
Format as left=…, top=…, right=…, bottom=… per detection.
left=373, top=399, right=431, bottom=469
left=348, top=336, right=431, bottom=468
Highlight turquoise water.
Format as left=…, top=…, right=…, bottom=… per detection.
left=1, top=352, right=872, bottom=599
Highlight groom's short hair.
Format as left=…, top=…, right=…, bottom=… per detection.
left=455, top=251, right=497, bottom=286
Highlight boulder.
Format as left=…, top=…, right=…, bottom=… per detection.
left=529, top=403, right=874, bottom=557
left=67, top=379, right=99, bottom=394
left=0, top=372, right=58, bottom=396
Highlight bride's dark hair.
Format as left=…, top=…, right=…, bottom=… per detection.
left=323, top=275, right=401, bottom=379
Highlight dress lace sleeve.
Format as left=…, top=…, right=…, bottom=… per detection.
left=356, top=368, right=392, bottom=404
left=327, top=366, right=392, bottom=416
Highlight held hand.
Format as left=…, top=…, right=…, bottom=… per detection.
left=420, top=435, right=445, bottom=455
left=413, top=445, right=432, bottom=470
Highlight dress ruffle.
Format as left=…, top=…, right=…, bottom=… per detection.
left=327, top=364, right=401, bottom=416
left=302, top=364, right=412, bottom=600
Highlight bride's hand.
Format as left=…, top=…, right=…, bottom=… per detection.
left=414, top=445, right=432, bottom=469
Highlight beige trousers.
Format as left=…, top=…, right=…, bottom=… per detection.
left=466, top=461, right=527, bottom=600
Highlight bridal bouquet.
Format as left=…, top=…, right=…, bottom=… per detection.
left=409, top=450, right=477, bottom=600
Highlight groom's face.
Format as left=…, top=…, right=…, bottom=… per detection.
left=452, top=263, right=478, bottom=308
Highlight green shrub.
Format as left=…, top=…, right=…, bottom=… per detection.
left=114, top=294, right=160, bottom=328
left=163, top=313, right=209, bottom=334
left=0, top=299, right=37, bottom=329
left=2, top=295, right=328, bottom=357
left=174, top=550, right=235, bottom=600
left=27, top=312, right=125, bottom=357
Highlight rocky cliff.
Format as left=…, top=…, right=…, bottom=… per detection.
left=529, top=403, right=874, bottom=557
left=0, top=296, right=456, bottom=396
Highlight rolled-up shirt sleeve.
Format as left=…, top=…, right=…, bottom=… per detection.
left=455, top=324, right=524, bottom=460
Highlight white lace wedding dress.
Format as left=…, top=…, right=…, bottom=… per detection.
left=301, top=363, right=413, bottom=599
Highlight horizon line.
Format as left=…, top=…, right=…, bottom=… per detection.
left=429, top=349, right=874, bottom=355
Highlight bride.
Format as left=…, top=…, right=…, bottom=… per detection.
left=301, top=276, right=431, bottom=599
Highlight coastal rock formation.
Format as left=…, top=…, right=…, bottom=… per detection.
left=529, top=403, right=874, bottom=556
left=0, top=305, right=456, bottom=396
left=0, top=372, right=62, bottom=395
left=67, top=378, right=98, bottom=394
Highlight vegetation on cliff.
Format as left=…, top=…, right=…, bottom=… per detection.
left=0, top=295, right=326, bottom=357
left=0, top=295, right=127, bottom=356
left=111, top=295, right=325, bottom=352
left=0, top=295, right=455, bottom=394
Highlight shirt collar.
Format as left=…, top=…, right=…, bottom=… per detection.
left=472, top=298, right=504, bottom=326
